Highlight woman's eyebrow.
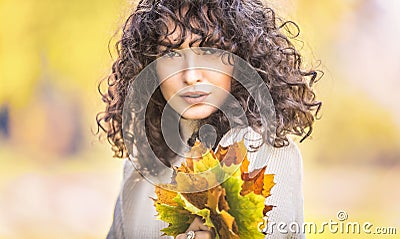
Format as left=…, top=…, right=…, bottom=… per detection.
left=158, top=42, right=184, bottom=51
left=157, top=44, right=177, bottom=51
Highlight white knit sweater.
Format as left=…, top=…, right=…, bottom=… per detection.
left=106, top=126, right=306, bottom=239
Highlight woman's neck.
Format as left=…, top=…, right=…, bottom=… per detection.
left=179, top=117, right=199, bottom=144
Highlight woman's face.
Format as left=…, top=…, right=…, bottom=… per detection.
left=156, top=32, right=233, bottom=120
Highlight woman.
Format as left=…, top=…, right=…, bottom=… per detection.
left=97, top=0, right=322, bottom=238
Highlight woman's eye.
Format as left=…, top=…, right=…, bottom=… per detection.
left=203, top=48, right=217, bottom=55
left=165, top=51, right=181, bottom=58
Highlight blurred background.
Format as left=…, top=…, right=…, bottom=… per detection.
left=0, top=0, right=399, bottom=238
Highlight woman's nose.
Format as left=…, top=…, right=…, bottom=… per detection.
left=183, top=68, right=203, bottom=85
left=182, top=52, right=203, bottom=85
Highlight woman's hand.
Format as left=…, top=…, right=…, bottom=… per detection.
left=175, top=216, right=214, bottom=239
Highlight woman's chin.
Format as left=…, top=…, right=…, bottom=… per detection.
left=180, top=105, right=218, bottom=120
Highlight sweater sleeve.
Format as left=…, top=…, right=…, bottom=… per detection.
left=261, top=137, right=306, bottom=239
left=106, top=158, right=173, bottom=239
left=106, top=158, right=139, bottom=239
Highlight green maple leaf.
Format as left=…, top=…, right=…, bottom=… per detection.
left=221, top=164, right=266, bottom=239
left=154, top=193, right=196, bottom=237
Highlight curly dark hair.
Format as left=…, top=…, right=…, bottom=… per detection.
left=96, top=0, right=322, bottom=175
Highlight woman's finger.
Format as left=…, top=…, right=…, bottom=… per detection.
left=175, top=230, right=212, bottom=239
left=186, top=217, right=211, bottom=231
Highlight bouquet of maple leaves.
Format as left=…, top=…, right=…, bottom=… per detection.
left=153, top=139, right=275, bottom=239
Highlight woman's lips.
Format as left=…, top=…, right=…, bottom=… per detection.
left=180, top=91, right=211, bottom=104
